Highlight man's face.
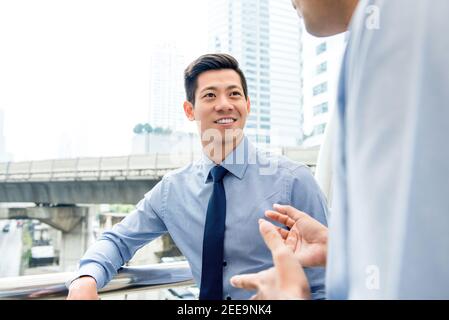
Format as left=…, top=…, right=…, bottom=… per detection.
left=291, top=0, right=357, bottom=37
left=184, top=69, right=250, bottom=144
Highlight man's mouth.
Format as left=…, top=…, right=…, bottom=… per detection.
left=214, top=117, right=237, bottom=124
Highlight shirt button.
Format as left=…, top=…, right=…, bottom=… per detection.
left=226, top=295, right=232, bottom=300
left=223, top=261, right=227, bottom=267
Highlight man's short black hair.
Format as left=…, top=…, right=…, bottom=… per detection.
left=184, top=53, right=248, bottom=105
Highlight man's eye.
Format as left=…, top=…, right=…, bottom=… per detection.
left=203, top=93, right=215, bottom=98
left=231, top=91, right=242, bottom=96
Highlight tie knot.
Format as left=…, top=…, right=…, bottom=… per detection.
left=210, top=165, right=228, bottom=182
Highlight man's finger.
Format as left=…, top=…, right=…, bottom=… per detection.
left=230, top=273, right=261, bottom=291
left=272, top=246, right=309, bottom=296
left=284, top=225, right=299, bottom=251
left=265, top=210, right=295, bottom=228
left=273, top=204, right=308, bottom=222
left=259, top=219, right=286, bottom=253
left=276, top=226, right=289, bottom=239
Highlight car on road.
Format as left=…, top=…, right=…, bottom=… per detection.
left=2, top=224, right=10, bottom=233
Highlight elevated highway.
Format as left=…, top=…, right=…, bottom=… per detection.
left=0, top=148, right=318, bottom=205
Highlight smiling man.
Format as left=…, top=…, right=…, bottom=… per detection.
left=66, top=53, right=328, bottom=300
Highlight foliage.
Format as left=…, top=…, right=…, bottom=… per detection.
left=133, top=123, right=172, bottom=135
left=21, top=222, right=33, bottom=270
left=108, top=204, right=135, bottom=214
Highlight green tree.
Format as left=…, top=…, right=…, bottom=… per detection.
left=109, top=204, right=135, bottom=214
left=153, top=126, right=163, bottom=135
left=133, top=123, right=144, bottom=134
left=143, top=123, right=153, bottom=134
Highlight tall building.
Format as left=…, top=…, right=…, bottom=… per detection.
left=208, top=0, right=304, bottom=147
left=0, top=110, right=10, bottom=162
left=149, top=43, right=190, bottom=133
left=301, top=32, right=347, bottom=147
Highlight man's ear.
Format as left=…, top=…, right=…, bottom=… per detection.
left=183, top=101, right=195, bottom=121
left=246, top=96, right=251, bottom=114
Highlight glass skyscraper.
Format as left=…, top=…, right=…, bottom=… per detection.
left=301, top=32, right=347, bottom=147
left=149, top=43, right=189, bottom=132
left=208, top=0, right=304, bottom=147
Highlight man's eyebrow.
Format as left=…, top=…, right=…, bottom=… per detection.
left=199, top=86, right=218, bottom=93
left=199, top=85, right=242, bottom=93
left=227, top=85, right=243, bottom=91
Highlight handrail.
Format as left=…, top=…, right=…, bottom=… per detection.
left=2, top=167, right=171, bottom=182
left=0, top=148, right=319, bottom=183
left=0, top=261, right=194, bottom=300
left=0, top=153, right=200, bottom=183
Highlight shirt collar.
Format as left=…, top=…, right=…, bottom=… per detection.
left=200, top=136, right=255, bottom=183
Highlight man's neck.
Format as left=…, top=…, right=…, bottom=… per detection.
left=203, top=135, right=244, bottom=165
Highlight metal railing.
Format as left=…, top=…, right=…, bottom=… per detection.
left=0, top=261, right=194, bottom=300
left=0, top=154, right=201, bottom=183
left=0, top=147, right=318, bottom=183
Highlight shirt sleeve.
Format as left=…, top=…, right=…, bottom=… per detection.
left=289, top=165, right=329, bottom=300
left=71, top=179, right=169, bottom=289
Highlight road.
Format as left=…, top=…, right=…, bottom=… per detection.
left=0, top=220, right=23, bottom=277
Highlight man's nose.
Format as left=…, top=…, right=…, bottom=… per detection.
left=215, top=96, right=234, bottom=111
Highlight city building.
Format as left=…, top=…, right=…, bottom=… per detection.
left=0, top=109, right=11, bottom=162
left=301, top=32, right=347, bottom=147
left=149, top=43, right=191, bottom=133
left=208, top=0, right=304, bottom=147
left=131, top=130, right=200, bottom=155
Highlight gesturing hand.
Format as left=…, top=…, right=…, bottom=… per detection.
left=230, top=219, right=311, bottom=300
left=267, top=204, right=328, bottom=268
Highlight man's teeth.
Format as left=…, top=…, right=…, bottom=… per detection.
left=216, top=118, right=235, bottom=124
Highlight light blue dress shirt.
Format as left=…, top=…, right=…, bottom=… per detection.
left=75, top=136, right=328, bottom=299
left=327, top=0, right=449, bottom=299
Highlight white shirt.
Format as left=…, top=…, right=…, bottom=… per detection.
left=327, top=0, right=449, bottom=299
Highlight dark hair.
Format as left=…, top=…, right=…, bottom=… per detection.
left=184, top=53, right=248, bottom=105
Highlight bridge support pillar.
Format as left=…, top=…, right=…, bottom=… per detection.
left=59, top=206, right=97, bottom=272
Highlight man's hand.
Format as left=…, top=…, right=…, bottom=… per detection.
left=267, top=204, right=328, bottom=268
left=230, top=219, right=311, bottom=300
left=66, top=276, right=99, bottom=300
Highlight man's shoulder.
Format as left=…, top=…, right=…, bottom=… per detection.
left=161, top=161, right=202, bottom=182
left=144, top=161, right=201, bottom=199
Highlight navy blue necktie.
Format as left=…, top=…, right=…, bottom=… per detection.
left=199, top=165, right=228, bottom=300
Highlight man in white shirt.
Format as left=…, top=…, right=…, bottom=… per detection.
left=232, top=0, right=449, bottom=299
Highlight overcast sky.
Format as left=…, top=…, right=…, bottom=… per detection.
left=0, top=0, right=209, bottom=161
